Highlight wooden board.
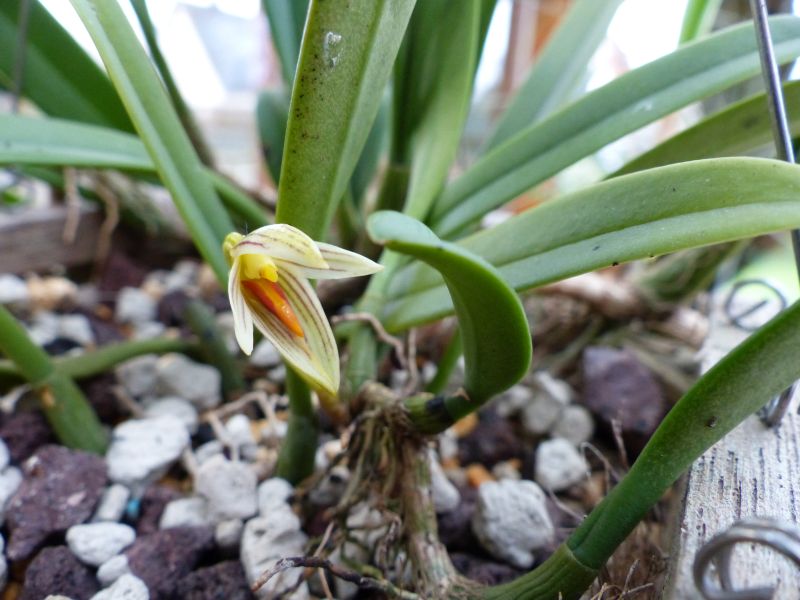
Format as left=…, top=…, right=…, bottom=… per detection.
left=661, top=303, right=800, bottom=598
left=0, top=205, right=102, bottom=274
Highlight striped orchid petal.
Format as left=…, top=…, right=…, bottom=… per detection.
left=223, top=228, right=382, bottom=397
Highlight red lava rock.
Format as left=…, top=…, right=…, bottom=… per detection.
left=6, top=445, right=107, bottom=560
left=450, top=552, right=523, bottom=586
left=126, top=526, right=215, bottom=599
left=0, top=411, right=55, bottom=464
left=82, top=373, right=129, bottom=423
left=582, top=346, right=667, bottom=443
left=175, top=560, right=255, bottom=600
left=436, top=485, right=478, bottom=552
left=458, top=408, right=523, bottom=468
left=157, top=290, right=192, bottom=327
left=19, top=545, right=99, bottom=600
left=136, top=483, right=183, bottom=535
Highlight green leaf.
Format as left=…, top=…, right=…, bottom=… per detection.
left=262, top=0, right=310, bottom=86
left=275, top=0, right=417, bottom=239
left=430, top=16, right=800, bottom=238
left=0, top=0, right=132, bottom=131
left=614, top=80, right=800, bottom=176
left=382, top=158, right=800, bottom=331
left=399, top=0, right=481, bottom=220
left=485, top=0, right=623, bottom=151
left=680, top=0, right=723, bottom=44
left=368, top=211, right=531, bottom=405
left=70, top=0, right=234, bottom=283
left=130, top=0, right=213, bottom=165
left=350, top=93, right=389, bottom=206
left=256, top=90, right=289, bottom=184
left=0, top=114, right=267, bottom=229
left=567, top=296, right=800, bottom=571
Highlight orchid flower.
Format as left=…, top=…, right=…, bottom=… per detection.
left=223, top=225, right=381, bottom=396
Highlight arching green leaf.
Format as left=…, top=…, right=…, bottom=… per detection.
left=368, top=211, right=531, bottom=404
left=383, top=158, right=800, bottom=330
left=485, top=0, right=623, bottom=151
left=256, top=90, right=289, bottom=185
left=262, top=0, right=309, bottom=86
left=430, top=16, right=800, bottom=238
left=0, top=0, right=132, bottom=131
left=680, top=0, right=723, bottom=44
left=614, top=81, right=800, bottom=176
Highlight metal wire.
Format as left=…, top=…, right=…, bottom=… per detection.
left=748, top=0, right=800, bottom=426
left=694, top=518, right=800, bottom=599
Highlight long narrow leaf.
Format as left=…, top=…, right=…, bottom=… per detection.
left=69, top=0, right=234, bottom=282
left=401, top=0, right=480, bottom=220
left=431, top=16, right=800, bottom=238
left=383, top=158, right=800, bottom=330
left=614, top=81, right=800, bottom=175
left=0, top=0, right=132, bottom=131
left=0, top=115, right=267, bottom=229
left=485, top=0, right=623, bottom=151
left=262, top=0, right=309, bottom=86
left=276, top=0, right=417, bottom=239
left=680, top=0, right=723, bottom=44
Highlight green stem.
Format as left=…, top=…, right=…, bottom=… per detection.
left=0, top=306, right=107, bottom=453
left=276, top=367, right=318, bottom=483
left=0, top=336, right=193, bottom=386
left=129, top=0, right=215, bottom=166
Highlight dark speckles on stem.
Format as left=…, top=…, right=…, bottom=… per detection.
left=592, top=245, right=600, bottom=252
left=672, top=187, right=677, bottom=192
left=611, top=261, right=619, bottom=267
left=706, top=416, right=718, bottom=428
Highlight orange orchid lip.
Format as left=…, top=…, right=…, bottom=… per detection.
left=242, top=279, right=305, bottom=338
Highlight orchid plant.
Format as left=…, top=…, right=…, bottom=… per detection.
left=3, top=0, right=800, bottom=598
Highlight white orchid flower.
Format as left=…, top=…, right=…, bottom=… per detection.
left=223, top=225, right=381, bottom=396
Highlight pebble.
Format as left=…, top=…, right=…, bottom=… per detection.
left=0, top=273, right=29, bottom=304
left=132, top=320, right=166, bottom=340
left=155, top=354, right=221, bottom=410
left=491, top=460, right=522, bottom=481
left=535, top=438, right=588, bottom=492
left=195, top=455, right=257, bottom=521
left=257, top=478, right=293, bottom=515
left=106, top=416, right=190, bottom=493
left=225, top=414, right=257, bottom=457
left=471, top=480, right=554, bottom=569
left=174, top=560, right=252, bottom=600
left=90, top=574, right=149, bottom=600
left=66, top=522, right=136, bottom=566
left=194, top=440, right=225, bottom=465
left=249, top=339, right=281, bottom=367
left=552, top=405, right=595, bottom=446
left=582, top=346, right=666, bottom=441
left=97, top=555, right=131, bottom=586
left=429, top=451, right=460, bottom=513
left=7, top=445, right=107, bottom=560
left=143, top=397, right=199, bottom=436
left=0, top=437, right=10, bottom=470
left=93, top=484, right=132, bottom=523
left=20, top=546, right=99, bottom=600
left=135, top=484, right=182, bottom=536
left=0, top=411, right=54, bottom=463
left=458, top=409, right=522, bottom=468
left=240, top=508, right=309, bottom=599
left=309, top=465, right=349, bottom=506
left=532, top=371, right=573, bottom=405
left=115, top=287, right=157, bottom=325
left=126, top=526, right=215, bottom=598
left=159, top=496, right=210, bottom=529
left=494, top=384, right=534, bottom=418
left=27, top=311, right=60, bottom=346
left=0, top=466, right=23, bottom=524
left=27, top=276, right=78, bottom=311
left=521, top=389, right=568, bottom=436
left=214, top=518, right=244, bottom=551
left=115, top=355, right=159, bottom=399
left=0, top=534, right=6, bottom=590
left=59, top=313, right=95, bottom=346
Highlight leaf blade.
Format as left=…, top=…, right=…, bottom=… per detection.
left=368, top=211, right=531, bottom=403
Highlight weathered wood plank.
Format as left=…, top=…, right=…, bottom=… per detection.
left=661, top=303, right=800, bottom=599
left=0, top=205, right=102, bottom=273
